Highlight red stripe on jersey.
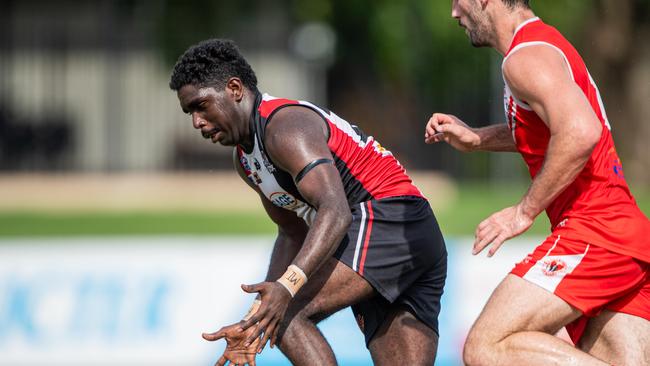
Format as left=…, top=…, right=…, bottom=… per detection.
left=326, top=120, right=423, bottom=200
left=259, top=97, right=299, bottom=119
left=358, top=201, right=374, bottom=275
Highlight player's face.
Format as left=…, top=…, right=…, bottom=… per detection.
left=177, top=84, right=244, bottom=147
left=451, top=0, right=492, bottom=47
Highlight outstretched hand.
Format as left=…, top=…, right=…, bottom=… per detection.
left=424, top=113, right=480, bottom=152
left=239, top=281, right=292, bottom=352
left=203, top=322, right=261, bottom=366
left=473, top=204, right=534, bottom=257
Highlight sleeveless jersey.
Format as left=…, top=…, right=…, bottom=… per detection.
left=236, top=93, right=423, bottom=226
left=503, top=18, right=650, bottom=262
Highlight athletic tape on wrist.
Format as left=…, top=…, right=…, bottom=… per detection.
left=276, top=264, right=308, bottom=298
left=243, top=299, right=262, bottom=321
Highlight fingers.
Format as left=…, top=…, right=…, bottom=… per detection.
left=241, top=282, right=264, bottom=294
left=245, top=315, right=270, bottom=346
left=216, top=355, right=227, bottom=366
left=425, top=114, right=443, bottom=137
left=487, top=233, right=508, bottom=257
left=473, top=226, right=499, bottom=255
left=257, top=317, right=279, bottom=353
left=202, top=327, right=227, bottom=341
left=425, top=113, right=450, bottom=141
left=270, top=324, right=280, bottom=349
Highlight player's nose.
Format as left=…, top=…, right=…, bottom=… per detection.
left=191, top=113, right=206, bottom=129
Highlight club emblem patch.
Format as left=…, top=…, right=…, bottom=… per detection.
left=542, top=259, right=567, bottom=276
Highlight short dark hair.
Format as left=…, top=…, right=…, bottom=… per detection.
left=502, top=0, right=530, bottom=9
left=169, top=39, right=258, bottom=92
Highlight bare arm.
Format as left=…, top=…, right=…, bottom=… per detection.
left=504, top=45, right=602, bottom=220
left=473, top=44, right=602, bottom=256
left=262, top=106, right=352, bottom=278
left=425, top=113, right=517, bottom=152
left=238, top=106, right=352, bottom=349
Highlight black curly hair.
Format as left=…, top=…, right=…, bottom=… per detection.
left=169, top=39, right=258, bottom=92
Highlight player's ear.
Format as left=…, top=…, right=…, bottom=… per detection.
left=226, top=77, right=244, bottom=102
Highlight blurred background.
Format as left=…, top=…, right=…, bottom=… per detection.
left=0, top=0, right=648, bottom=365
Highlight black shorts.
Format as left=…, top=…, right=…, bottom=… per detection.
left=333, top=196, right=447, bottom=345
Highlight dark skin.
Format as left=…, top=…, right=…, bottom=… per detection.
left=177, top=79, right=352, bottom=358
left=178, top=79, right=440, bottom=365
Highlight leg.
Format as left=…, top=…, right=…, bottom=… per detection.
left=276, top=258, right=375, bottom=366
left=368, top=306, right=438, bottom=366
left=463, top=274, right=610, bottom=366
left=578, top=310, right=650, bottom=366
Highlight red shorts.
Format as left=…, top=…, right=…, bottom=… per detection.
left=511, top=233, right=650, bottom=344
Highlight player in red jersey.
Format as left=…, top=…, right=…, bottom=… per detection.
left=425, top=0, right=650, bottom=365
left=170, top=39, right=447, bottom=365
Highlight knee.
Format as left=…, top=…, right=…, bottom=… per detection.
left=462, top=329, right=493, bottom=366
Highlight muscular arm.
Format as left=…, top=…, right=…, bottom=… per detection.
left=473, top=45, right=603, bottom=257
left=263, top=106, right=352, bottom=279
left=504, top=45, right=602, bottom=219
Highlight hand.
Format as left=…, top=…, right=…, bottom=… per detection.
left=424, top=113, right=480, bottom=152
left=202, top=322, right=260, bottom=366
left=239, top=281, right=292, bottom=352
left=473, top=204, right=534, bottom=257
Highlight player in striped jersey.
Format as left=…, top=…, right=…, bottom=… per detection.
left=170, top=39, right=447, bottom=365
left=426, top=1, right=650, bottom=365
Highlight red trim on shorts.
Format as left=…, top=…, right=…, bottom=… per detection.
left=358, top=201, right=374, bottom=275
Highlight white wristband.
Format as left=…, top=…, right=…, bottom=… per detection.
left=276, top=264, right=308, bottom=298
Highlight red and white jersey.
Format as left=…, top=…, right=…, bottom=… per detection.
left=503, top=17, right=650, bottom=262
left=237, top=93, right=423, bottom=225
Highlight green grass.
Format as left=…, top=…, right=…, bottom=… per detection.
left=0, top=211, right=276, bottom=237
left=0, top=183, right=647, bottom=237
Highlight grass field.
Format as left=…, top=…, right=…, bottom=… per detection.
left=1, top=183, right=647, bottom=238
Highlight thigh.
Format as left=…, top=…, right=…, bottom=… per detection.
left=579, top=310, right=650, bottom=366
left=579, top=275, right=650, bottom=366
left=468, top=274, right=582, bottom=342
left=368, top=306, right=438, bottom=366
left=284, top=257, right=376, bottom=323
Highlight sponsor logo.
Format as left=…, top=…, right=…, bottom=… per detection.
left=253, top=159, right=262, bottom=170
left=251, top=172, right=262, bottom=184
left=270, top=192, right=298, bottom=209
left=542, top=258, right=567, bottom=276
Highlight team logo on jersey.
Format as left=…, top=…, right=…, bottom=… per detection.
left=270, top=192, right=298, bottom=209
left=542, top=258, right=567, bottom=276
